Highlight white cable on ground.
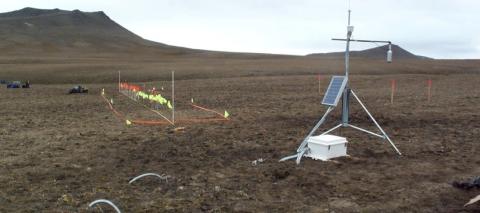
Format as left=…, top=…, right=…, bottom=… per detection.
left=129, top=173, right=171, bottom=184
left=88, top=199, right=121, bottom=213
left=465, top=194, right=480, bottom=206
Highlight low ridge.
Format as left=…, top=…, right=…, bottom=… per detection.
left=307, top=44, right=430, bottom=59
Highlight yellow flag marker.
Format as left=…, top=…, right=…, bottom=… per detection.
left=110, top=98, right=114, bottom=105
left=161, top=86, right=164, bottom=91
left=126, top=120, right=132, bottom=125
left=167, top=101, right=173, bottom=109
left=224, top=110, right=230, bottom=118
left=101, top=88, right=105, bottom=95
left=191, top=98, right=194, bottom=103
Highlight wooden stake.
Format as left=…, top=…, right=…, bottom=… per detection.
left=391, top=79, right=396, bottom=105
left=118, top=71, right=121, bottom=92
left=427, top=79, right=432, bottom=102
left=317, top=74, right=322, bottom=94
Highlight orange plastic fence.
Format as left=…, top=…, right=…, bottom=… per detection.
left=102, top=93, right=229, bottom=126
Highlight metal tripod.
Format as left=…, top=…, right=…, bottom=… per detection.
left=279, top=87, right=402, bottom=164
left=280, top=10, right=401, bottom=164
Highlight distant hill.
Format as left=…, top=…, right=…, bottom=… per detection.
left=0, top=7, right=197, bottom=55
left=0, top=7, right=429, bottom=60
left=307, top=44, right=431, bottom=60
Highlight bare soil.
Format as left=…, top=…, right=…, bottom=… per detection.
left=0, top=57, right=479, bottom=212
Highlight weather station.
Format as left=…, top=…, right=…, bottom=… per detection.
left=280, top=9, right=401, bottom=164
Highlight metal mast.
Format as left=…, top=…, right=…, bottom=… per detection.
left=342, top=10, right=353, bottom=126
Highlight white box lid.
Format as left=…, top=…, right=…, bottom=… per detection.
left=308, top=134, right=347, bottom=145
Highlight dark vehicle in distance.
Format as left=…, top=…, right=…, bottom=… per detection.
left=7, top=81, right=29, bottom=88
left=69, top=85, right=88, bottom=94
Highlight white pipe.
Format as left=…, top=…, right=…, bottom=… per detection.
left=279, top=154, right=298, bottom=162
left=89, top=199, right=121, bottom=213
left=129, top=173, right=170, bottom=184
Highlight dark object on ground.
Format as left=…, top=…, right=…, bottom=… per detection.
left=452, top=177, right=480, bottom=190
left=69, top=85, right=88, bottom=94
left=0, top=80, right=6, bottom=84
left=7, top=81, right=20, bottom=88
left=7, top=81, right=29, bottom=88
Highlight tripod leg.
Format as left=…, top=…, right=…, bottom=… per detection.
left=280, top=123, right=341, bottom=162
left=321, top=124, right=343, bottom=136
left=350, top=90, right=402, bottom=155
left=296, top=148, right=309, bottom=165
left=296, top=107, right=334, bottom=153
left=280, top=107, right=334, bottom=163
left=348, top=124, right=385, bottom=139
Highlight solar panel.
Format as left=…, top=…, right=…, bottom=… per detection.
left=322, top=76, right=347, bottom=106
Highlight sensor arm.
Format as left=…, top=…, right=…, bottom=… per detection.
left=332, top=38, right=391, bottom=44
left=332, top=38, right=393, bottom=63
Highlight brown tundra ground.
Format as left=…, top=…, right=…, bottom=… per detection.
left=0, top=54, right=479, bottom=212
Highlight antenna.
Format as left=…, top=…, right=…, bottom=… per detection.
left=348, top=9, right=351, bottom=26
left=280, top=8, right=401, bottom=165
left=348, top=0, right=351, bottom=14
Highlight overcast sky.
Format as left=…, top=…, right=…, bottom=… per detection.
left=1, top=0, right=479, bottom=59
